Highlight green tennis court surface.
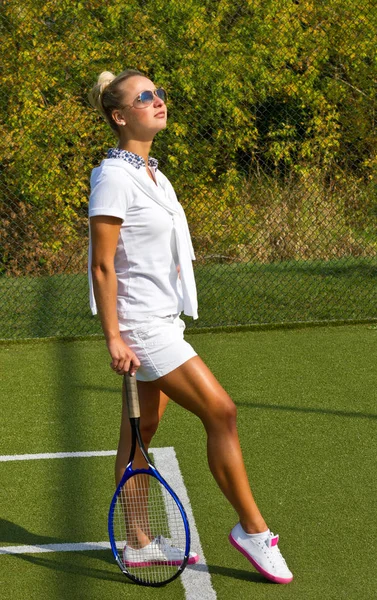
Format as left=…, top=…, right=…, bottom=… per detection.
left=1, top=325, right=376, bottom=599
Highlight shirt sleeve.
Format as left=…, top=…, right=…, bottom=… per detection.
left=89, top=168, right=128, bottom=222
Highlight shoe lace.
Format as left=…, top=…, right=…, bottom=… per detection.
left=157, top=535, right=182, bottom=556
left=267, top=534, right=289, bottom=568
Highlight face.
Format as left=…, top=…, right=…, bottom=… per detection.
left=112, top=76, right=167, bottom=140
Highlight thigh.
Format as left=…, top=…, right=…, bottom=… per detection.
left=116, top=381, right=169, bottom=480
left=119, top=380, right=169, bottom=438
left=138, top=381, right=170, bottom=425
left=151, top=356, right=235, bottom=424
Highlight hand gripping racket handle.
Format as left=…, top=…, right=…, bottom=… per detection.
left=124, top=372, right=140, bottom=419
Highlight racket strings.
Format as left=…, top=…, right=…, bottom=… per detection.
left=114, top=472, right=187, bottom=584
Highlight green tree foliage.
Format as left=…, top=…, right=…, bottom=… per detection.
left=1, top=0, right=376, bottom=275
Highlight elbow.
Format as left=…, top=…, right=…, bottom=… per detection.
left=91, top=262, right=114, bottom=281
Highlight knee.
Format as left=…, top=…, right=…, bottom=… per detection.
left=208, top=394, right=238, bottom=430
left=222, top=397, right=238, bottom=426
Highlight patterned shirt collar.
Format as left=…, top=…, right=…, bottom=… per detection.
left=107, top=148, right=158, bottom=170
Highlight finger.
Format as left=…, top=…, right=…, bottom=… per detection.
left=131, top=353, right=141, bottom=368
left=111, top=358, right=123, bottom=373
left=129, top=361, right=137, bottom=377
left=115, top=358, right=130, bottom=375
left=129, top=354, right=141, bottom=377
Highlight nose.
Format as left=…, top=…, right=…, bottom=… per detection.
left=153, top=93, right=164, bottom=107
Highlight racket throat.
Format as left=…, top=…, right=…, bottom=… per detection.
left=130, top=418, right=152, bottom=465
left=128, top=418, right=138, bottom=463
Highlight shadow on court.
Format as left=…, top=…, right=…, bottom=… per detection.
left=51, top=339, right=96, bottom=597
left=5, top=551, right=128, bottom=584
left=0, top=518, right=273, bottom=588
left=193, top=561, right=270, bottom=584
left=7, top=549, right=272, bottom=588
left=236, top=400, right=377, bottom=420
left=0, top=519, right=67, bottom=546
left=76, top=383, right=120, bottom=395
left=31, top=275, right=98, bottom=597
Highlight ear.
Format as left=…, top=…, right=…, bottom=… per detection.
left=112, top=109, right=126, bottom=127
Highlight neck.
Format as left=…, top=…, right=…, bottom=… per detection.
left=117, top=138, right=153, bottom=166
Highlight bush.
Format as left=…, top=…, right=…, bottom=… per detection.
left=1, top=0, right=376, bottom=276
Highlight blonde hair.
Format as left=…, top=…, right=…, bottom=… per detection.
left=88, top=69, right=143, bottom=134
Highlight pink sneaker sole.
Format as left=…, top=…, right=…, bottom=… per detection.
left=229, top=533, right=293, bottom=584
left=124, top=554, right=199, bottom=568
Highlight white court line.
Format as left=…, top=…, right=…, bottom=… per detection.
left=153, top=448, right=216, bottom=600
left=0, top=450, right=117, bottom=462
left=0, top=448, right=217, bottom=599
left=0, top=542, right=111, bottom=554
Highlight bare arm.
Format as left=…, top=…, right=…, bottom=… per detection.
left=90, top=215, right=140, bottom=376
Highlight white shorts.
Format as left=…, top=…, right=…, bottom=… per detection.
left=118, top=313, right=197, bottom=382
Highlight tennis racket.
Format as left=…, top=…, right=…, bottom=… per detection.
left=108, top=372, right=192, bottom=586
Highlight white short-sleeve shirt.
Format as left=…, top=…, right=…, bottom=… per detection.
left=89, top=157, right=197, bottom=320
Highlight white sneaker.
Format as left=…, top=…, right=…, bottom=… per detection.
left=229, top=523, right=293, bottom=584
left=123, top=535, right=199, bottom=567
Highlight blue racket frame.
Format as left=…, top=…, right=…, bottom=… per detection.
left=108, top=423, right=191, bottom=587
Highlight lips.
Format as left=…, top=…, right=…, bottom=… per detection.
left=154, top=111, right=166, bottom=118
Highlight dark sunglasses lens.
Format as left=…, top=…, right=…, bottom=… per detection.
left=156, top=88, right=167, bottom=102
left=133, top=89, right=167, bottom=107
left=135, top=91, right=154, bottom=106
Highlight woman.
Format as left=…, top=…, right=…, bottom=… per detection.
left=88, top=69, right=293, bottom=584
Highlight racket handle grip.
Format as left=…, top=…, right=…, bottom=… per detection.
left=124, top=372, right=140, bottom=419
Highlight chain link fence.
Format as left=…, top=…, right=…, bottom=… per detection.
left=1, top=0, right=376, bottom=340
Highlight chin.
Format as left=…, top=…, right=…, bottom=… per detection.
left=154, top=120, right=167, bottom=133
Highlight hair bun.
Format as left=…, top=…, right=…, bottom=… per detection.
left=88, top=71, right=116, bottom=115
left=97, top=71, right=116, bottom=94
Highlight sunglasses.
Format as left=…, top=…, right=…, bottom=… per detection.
left=124, top=87, right=167, bottom=110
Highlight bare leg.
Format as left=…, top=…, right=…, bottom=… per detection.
left=115, top=380, right=169, bottom=548
left=152, top=356, right=267, bottom=534
left=115, top=379, right=169, bottom=484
